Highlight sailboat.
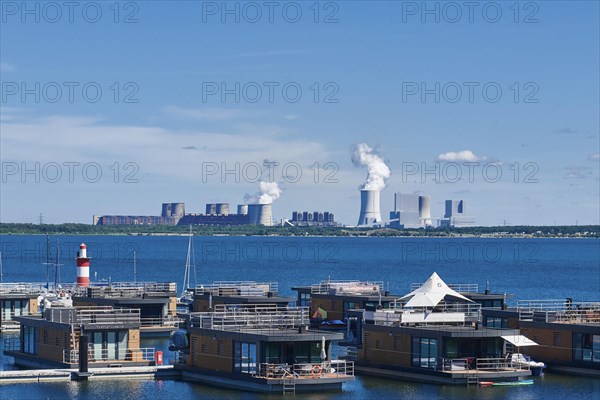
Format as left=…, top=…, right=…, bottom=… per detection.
left=178, top=226, right=196, bottom=307
left=37, top=237, right=72, bottom=312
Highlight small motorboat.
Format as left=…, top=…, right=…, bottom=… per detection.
left=479, top=379, right=534, bottom=387
left=509, top=353, right=546, bottom=376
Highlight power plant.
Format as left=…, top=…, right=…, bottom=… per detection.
left=389, top=193, right=432, bottom=228
left=94, top=201, right=275, bottom=227
left=247, top=204, right=273, bottom=226
left=289, top=211, right=337, bottom=227
left=357, top=189, right=383, bottom=226
left=439, top=200, right=476, bottom=227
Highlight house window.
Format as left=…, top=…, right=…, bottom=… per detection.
left=412, top=337, right=438, bottom=369
left=344, top=302, right=357, bottom=311
left=484, top=316, right=507, bottom=328
left=23, top=325, right=38, bottom=355
left=89, top=331, right=128, bottom=360
left=299, top=293, right=311, bottom=307
left=233, top=341, right=257, bottom=374
left=573, top=333, right=600, bottom=363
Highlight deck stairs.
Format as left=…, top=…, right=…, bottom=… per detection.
left=466, top=374, right=480, bottom=385
left=282, top=378, right=296, bottom=394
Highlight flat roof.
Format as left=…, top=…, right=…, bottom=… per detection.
left=188, top=326, right=344, bottom=341
left=365, top=323, right=520, bottom=338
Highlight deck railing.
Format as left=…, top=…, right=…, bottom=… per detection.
left=3, top=337, right=21, bottom=351
left=438, top=357, right=530, bottom=372
left=410, top=283, right=479, bottom=293
left=311, top=280, right=384, bottom=295
left=517, top=300, right=600, bottom=323
left=44, top=307, right=141, bottom=325
left=193, top=281, right=278, bottom=297
left=189, top=307, right=309, bottom=331
left=255, top=361, right=354, bottom=380
left=63, top=347, right=155, bottom=364
left=140, top=316, right=182, bottom=328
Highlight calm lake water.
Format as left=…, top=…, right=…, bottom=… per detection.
left=1, top=235, right=599, bottom=399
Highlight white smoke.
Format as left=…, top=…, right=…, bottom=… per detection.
left=351, top=143, right=391, bottom=191
left=244, top=181, right=283, bottom=204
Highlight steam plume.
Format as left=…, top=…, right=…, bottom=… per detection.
left=244, top=181, right=283, bottom=204
left=351, top=143, right=391, bottom=191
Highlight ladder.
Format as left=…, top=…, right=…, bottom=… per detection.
left=282, top=378, right=296, bottom=394
left=467, top=374, right=480, bottom=385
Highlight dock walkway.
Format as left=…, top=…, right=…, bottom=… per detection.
left=0, top=365, right=178, bottom=384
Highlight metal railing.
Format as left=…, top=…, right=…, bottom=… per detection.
left=517, top=299, right=600, bottom=323
left=63, top=347, right=155, bottom=364
left=3, top=337, right=21, bottom=351
left=44, top=306, right=141, bottom=324
left=0, top=282, right=176, bottom=296
left=140, top=316, right=182, bottom=328
left=189, top=307, right=309, bottom=331
left=410, top=283, right=479, bottom=293
left=255, top=361, right=354, bottom=379
left=311, top=280, right=384, bottom=295
left=0, top=310, right=37, bottom=320
left=438, top=357, right=530, bottom=372
left=193, top=281, right=278, bottom=297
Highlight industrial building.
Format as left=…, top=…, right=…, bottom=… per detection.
left=290, top=211, right=337, bottom=227
left=439, top=199, right=476, bottom=228
left=94, top=202, right=274, bottom=227
left=389, top=193, right=432, bottom=229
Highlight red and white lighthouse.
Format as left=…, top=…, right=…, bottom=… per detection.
left=76, top=243, right=90, bottom=287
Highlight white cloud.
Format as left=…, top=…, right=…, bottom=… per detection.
left=437, top=150, right=486, bottom=162
left=587, top=153, right=599, bottom=161
left=1, top=113, right=331, bottom=184
left=563, top=166, right=593, bottom=179
left=162, top=106, right=261, bottom=121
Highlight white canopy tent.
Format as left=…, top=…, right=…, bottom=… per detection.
left=400, top=272, right=473, bottom=308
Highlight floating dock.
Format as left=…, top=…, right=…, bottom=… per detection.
left=0, top=365, right=178, bottom=384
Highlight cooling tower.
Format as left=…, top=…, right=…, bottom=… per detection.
left=357, top=189, right=382, bottom=226
left=237, top=204, right=248, bottom=215
left=161, top=203, right=172, bottom=218
left=206, top=204, right=217, bottom=215
left=171, top=203, right=185, bottom=217
left=215, top=203, right=229, bottom=216
left=248, top=204, right=273, bottom=226
left=418, top=195, right=431, bottom=226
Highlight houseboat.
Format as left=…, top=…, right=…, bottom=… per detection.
left=0, top=283, right=41, bottom=331
left=71, top=282, right=180, bottom=335
left=173, top=304, right=355, bottom=393
left=4, top=306, right=156, bottom=369
left=189, top=281, right=294, bottom=312
left=292, top=280, right=398, bottom=324
left=482, top=299, right=600, bottom=377
left=348, top=273, right=535, bottom=385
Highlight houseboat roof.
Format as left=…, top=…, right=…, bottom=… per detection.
left=185, top=305, right=345, bottom=341
left=13, top=306, right=141, bottom=330
left=193, top=281, right=279, bottom=296
left=486, top=299, right=600, bottom=326
left=400, top=272, right=472, bottom=307
left=365, top=322, right=521, bottom=338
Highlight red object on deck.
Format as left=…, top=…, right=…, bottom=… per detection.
left=155, top=351, right=163, bottom=366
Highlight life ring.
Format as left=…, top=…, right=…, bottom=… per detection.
left=311, top=365, right=322, bottom=378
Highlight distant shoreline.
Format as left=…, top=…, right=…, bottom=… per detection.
left=0, top=223, right=598, bottom=238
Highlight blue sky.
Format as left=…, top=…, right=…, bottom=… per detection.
left=1, top=1, right=599, bottom=226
